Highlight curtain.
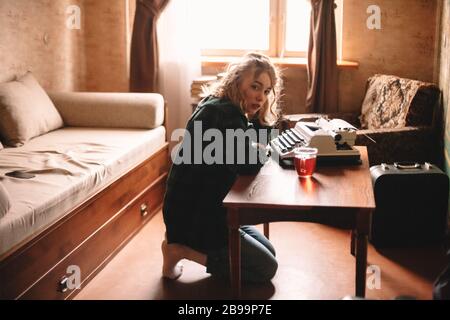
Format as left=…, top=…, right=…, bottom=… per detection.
left=158, top=0, right=201, bottom=150
left=306, top=0, right=338, bottom=113
left=130, top=0, right=170, bottom=92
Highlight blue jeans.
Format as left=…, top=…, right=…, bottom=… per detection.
left=206, top=226, right=278, bottom=283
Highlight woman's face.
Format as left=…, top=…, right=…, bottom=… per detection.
left=239, top=71, right=272, bottom=117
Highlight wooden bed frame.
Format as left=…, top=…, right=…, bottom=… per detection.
left=0, top=108, right=170, bottom=300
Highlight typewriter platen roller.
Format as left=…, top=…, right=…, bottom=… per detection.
left=269, top=118, right=361, bottom=165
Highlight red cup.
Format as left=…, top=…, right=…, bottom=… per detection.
left=294, top=147, right=318, bottom=178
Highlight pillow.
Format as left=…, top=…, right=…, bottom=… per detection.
left=48, top=92, right=165, bottom=129
left=0, top=182, right=11, bottom=218
left=0, top=141, right=3, bottom=150
left=0, top=72, right=64, bottom=146
left=359, top=74, right=438, bottom=130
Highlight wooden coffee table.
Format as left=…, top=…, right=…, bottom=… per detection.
left=223, top=146, right=375, bottom=298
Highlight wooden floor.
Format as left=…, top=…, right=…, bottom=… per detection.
left=75, top=210, right=448, bottom=300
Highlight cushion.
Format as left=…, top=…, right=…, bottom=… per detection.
left=48, top=92, right=165, bottom=129
left=0, top=72, right=64, bottom=146
left=0, top=182, right=11, bottom=218
left=359, top=74, right=439, bottom=130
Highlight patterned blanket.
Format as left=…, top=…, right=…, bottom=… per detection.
left=359, top=74, right=439, bottom=129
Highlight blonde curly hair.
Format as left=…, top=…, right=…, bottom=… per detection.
left=206, top=52, right=282, bottom=126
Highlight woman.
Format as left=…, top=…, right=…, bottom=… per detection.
left=162, top=52, right=282, bottom=282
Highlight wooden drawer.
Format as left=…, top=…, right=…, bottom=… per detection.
left=0, top=144, right=169, bottom=299
left=20, top=174, right=166, bottom=299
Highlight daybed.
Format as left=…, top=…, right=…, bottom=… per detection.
left=0, top=73, right=169, bottom=299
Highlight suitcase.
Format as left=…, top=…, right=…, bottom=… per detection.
left=370, top=162, right=449, bottom=247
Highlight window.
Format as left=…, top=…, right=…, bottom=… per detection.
left=192, top=0, right=343, bottom=59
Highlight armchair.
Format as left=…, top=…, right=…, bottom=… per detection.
left=283, top=74, right=442, bottom=167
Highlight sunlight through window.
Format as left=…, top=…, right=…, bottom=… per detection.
left=285, top=0, right=311, bottom=53
left=191, top=0, right=342, bottom=58
left=192, top=0, right=270, bottom=51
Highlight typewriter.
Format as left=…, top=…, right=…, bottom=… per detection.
left=269, top=117, right=361, bottom=165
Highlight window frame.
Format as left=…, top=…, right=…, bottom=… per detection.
left=200, top=0, right=343, bottom=60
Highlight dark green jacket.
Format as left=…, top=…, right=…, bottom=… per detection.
left=162, top=96, right=272, bottom=252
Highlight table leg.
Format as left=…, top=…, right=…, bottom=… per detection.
left=264, top=223, right=270, bottom=239
left=355, top=232, right=368, bottom=298
left=228, top=208, right=241, bottom=298
left=350, top=230, right=355, bottom=256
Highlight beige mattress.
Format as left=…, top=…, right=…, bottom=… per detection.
left=0, top=126, right=166, bottom=256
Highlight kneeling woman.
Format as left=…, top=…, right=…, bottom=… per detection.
left=162, top=52, right=282, bottom=283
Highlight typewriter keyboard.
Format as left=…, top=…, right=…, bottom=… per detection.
left=271, top=129, right=305, bottom=153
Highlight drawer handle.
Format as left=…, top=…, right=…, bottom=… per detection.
left=140, top=203, right=148, bottom=217
left=58, top=276, right=68, bottom=293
